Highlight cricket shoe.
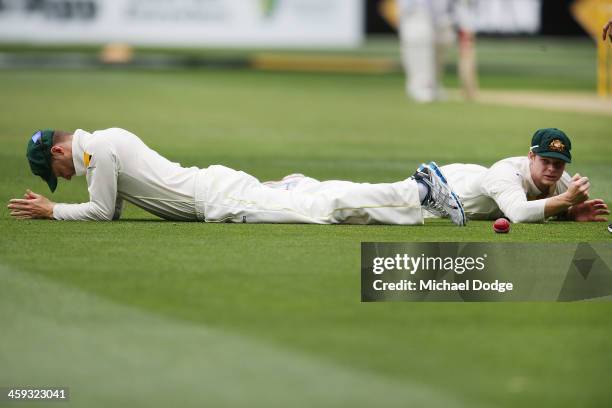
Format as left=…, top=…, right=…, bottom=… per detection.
left=412, top=162, right=467, bottom=226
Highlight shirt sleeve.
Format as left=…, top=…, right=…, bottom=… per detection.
left=481, top=163, right=546, bottom=223
left=53, top=142, right=119, bottom=221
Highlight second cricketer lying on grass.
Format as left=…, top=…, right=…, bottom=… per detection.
left=8, top=127, right=466, bottom=225
left=225, top=128, right=610, bottom=223
left=262, top=128, right=608, bottom=223
left=434, top=128, right=609, bottom=223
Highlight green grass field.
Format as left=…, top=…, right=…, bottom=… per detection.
left=1, top=38, right=611, bottom=407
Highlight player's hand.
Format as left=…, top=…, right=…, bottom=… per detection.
left=7, top=189, right=55, bottom=219
left=569, top=199, right=610, bottom=222
left=604, top=19, right=612, bottom=42
left=563, top=173, right=590, bottom=206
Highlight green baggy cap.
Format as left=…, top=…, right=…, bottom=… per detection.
left=26, top=129, right=57, bottom=192
left=530, top=128, right=572, bottom=163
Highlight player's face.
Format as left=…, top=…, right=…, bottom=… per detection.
left=529, top=153, right=566, bottom=187
left=50, top=151, right=75, bottom=180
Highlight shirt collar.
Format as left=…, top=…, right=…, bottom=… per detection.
left=72, top=129, right=93, bottom=176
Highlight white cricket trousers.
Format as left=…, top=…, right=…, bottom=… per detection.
left=194, top=165, right=424, bottom=225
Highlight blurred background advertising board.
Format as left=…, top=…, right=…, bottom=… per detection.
left=471, top=0, right=541, bottom=33
left=0, top=0, right=365, bottom=47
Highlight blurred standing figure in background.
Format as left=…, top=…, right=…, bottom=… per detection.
left=396, top=0, right=478, bottom=102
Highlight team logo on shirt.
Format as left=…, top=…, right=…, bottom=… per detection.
left=84, top=152, right=93, bottom=167
left=548, top=139, right=565, bottom=152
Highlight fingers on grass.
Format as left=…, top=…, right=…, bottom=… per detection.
left=10, top=212, right=32, bottom=219
left=9, top=199, right=30, bottom=204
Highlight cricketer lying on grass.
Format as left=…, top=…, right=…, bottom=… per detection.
left=8, top=127, right=609, bottom=224
left=264, top=128, right=609, bottom=223
left=434, top=128, right=608, bottom=223
left=10, top=127, right=466, bottom=225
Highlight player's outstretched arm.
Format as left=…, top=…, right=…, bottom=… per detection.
left=544, top=173, right=590, bottom=219
left=7, top=189, right=55, bottom=219
left=50, top=142, right=119, bottom=221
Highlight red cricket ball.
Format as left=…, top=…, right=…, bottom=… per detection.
left=493, top=218, right=510, bottom=233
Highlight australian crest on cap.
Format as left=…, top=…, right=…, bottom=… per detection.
left=548, top=139, right=565, bottom=152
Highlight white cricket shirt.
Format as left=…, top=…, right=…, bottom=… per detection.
left=441, top=157, right=571, bottom=223
left=53, top=128, right=200, bottom=221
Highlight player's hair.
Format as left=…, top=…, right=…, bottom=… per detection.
left=52, top=130, right=73, bottom=145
